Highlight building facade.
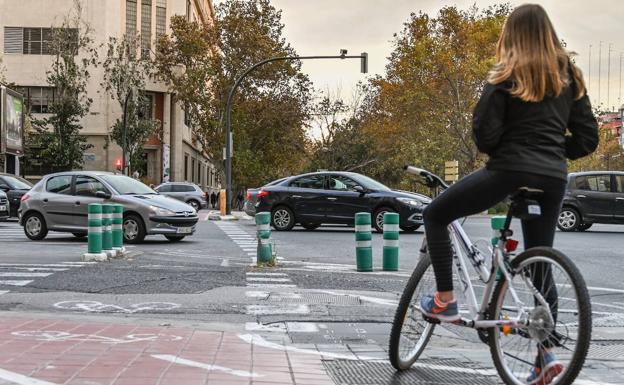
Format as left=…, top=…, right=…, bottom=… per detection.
left=0, top=0, right=220, bottom=191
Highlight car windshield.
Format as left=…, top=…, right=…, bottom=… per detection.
left=100, top=175, right=156, bottom=195
left=4, top=176, right=32, bottom=190
left=352, top=174, right=391, bottom=191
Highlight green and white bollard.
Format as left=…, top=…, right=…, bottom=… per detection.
left=491, top=215, right=506, bottom=280
left=83, top=203, right=107, bottom=262
left=255, top=212, right=273, bottom=264
left=112, top=204, right=125, bottom=256
left=102, top=204, right=114, bottom=258
left=355, top=212, right=373, bottom=272
left=382, top=212, right=400, bottom=271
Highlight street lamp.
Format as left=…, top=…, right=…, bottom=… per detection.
left=223, top=50, right=369, bottom=215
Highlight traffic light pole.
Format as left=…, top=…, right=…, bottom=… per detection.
left=122, top=90, right=132, bottom=176
left=224, top=52, right=368, bottom=215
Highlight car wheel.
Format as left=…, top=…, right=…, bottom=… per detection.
left=72, top=233, right=87, bottom=238
left=577, top=223, right=593, bottom=232
left=165, top=235, right=185, bottom=242
left=271, top=206, right=295, bottom=231
left=302, top=223, right=320, bottom=230
left=373, top=207, right=396, bottom=233
left=23, top=212, right=48, bottom=240
left=187, top=200, right=200, bottom=211
left=557, top=207, right=580, bottom=232
left=123, top=214, right=146, bottom=244
left=400, top=224, right=421, bottom=232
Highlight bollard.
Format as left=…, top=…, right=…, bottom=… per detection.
left=491, top=215, right=506, bottom=280
left=112, top=204, right=125, bottom=256
left=255, top=212, right=273, bottom=264
left=355, top=212, right=373, bottom=272
left=219, top=189, right=227, bottom=216
left=102, top=204, right=114, bottom=258
left=382, top=212, right=400, bottom=271
left=83, top=203, right=107, bottom=262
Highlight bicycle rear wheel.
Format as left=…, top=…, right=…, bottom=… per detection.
left=389, top=253, right=436, bottom=370
left=488, top=247, right=592, bottom=385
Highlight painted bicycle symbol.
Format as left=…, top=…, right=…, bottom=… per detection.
left=12, top=330, right=183, bottom=344
left=53, top=300, right=181, bottom=314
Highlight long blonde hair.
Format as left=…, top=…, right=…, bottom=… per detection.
left=488, top=4, right=586, bottom=102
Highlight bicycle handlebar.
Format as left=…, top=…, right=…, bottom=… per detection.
left=403, top=165, right=450, bottom=190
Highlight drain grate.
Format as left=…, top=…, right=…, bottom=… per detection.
left=587, top=340, right=624, bottom=360
left=323, top=359, right=498, bottom=385
left=268, top=293, right=362, bottom=305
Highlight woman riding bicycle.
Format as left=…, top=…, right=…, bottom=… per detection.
left=419, top=4, right=598, bottom=384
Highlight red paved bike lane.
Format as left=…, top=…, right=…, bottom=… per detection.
left=0, top=316, right=335, bottom=385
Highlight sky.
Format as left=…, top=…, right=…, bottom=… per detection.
left=268, top=0, right=624, bottom=111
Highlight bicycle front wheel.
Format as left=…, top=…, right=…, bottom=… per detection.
left=488, top=247, right=592, bottom=385
left=389, top=254, right=436, bottom=370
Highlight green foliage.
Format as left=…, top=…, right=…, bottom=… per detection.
left=27, top=1, right=97, bottom=171
left=102, top=34, right=161, bottom=174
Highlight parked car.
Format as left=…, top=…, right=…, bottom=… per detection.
left=255, top=171, right=430, bottom=232
left=558, top=171, right=624, bottom=231
left=154, top=182, right=208, bottom=211
left=0, top=190, right=9, bottom=220
left=0, top=173, right=33, bottom=217
left=244, top=178, right=288, bottom=217
left=19, top=171, right=199, bottom=243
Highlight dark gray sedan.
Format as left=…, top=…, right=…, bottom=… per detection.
left=19, top=171, right=198, bottom=243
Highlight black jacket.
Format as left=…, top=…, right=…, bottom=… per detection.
left=472, top=80, right=598, bottom=181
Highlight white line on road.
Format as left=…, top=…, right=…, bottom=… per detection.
left=246, top=272, right=288, bottom=276
left=0, top=280, right=33, bottom=286
left=0, top=263, right=85, bottom=267
left=0, top=291, right=8, bottom=296
left=0, top=267, right=68, bottom=272
left=151, top=355, right=263, bottom=378
left=0, top=367, right=60, bottom=385
left=0, top=272, right=52, bottom=277
left=246, top=277, right=292, bottom=282
left=246, top=283, right=296, bottom=288
left=245, top=304, right=309, bottom=315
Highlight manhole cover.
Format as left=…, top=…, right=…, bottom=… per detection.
left=269, top=293, right=362, bottom=305
left=323, top=359, right=498, bottom=385
left=588, top=340, right=624, bottom=360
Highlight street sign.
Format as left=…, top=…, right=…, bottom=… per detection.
left=444, top=160, right=459, bottom=182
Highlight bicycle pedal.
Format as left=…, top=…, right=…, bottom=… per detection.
left=423, top=315, right=441, bottom=324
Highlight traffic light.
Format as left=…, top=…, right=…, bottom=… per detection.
left=361, top=52, right=368, bottom=74
left=444, top=160, right=459, bottom=183
left=115, top=159, right=123, bottom=171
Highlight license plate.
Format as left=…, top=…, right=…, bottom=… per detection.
left=0, top=206, right=6, bottom=211
left=177, top=227, right=192, bottom=234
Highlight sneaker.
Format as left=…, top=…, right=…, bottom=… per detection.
left=526, top=351, right=564, bottom=385
left=419, top=293, right=460, bottom=322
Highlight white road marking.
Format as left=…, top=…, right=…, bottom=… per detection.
left=245, top=304, right=310, bottom=315
left=246, top=283, right=296, bottom=288
left=0, top=280, right=33, bottom=286
left=286, top=322, right=319, bottom=332
left=0, top=272, right=52, bottom=277
left=0, top=267, right=68, bottom=272
left=13, top=330, right=182, bottom=344
left=318, top=290, right=398, bottom=306
left=0, top=367, right=59, bottom=385
left=246, top=277, right=292, bottom=282
left=246, top=272, right=288, bottom=276
left=245, top=291, right=269, bottom=298
left=0, top=290, right=9, bottom=296
left=54, top=301, right=180, bottom=313
left=0, top=263, right=87, bottom=267
left=152, top=354, right=263, bottom=378
left=220, top=259, right=229, bottom=267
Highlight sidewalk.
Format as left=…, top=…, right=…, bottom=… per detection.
left=0, top=312, right=333, bottom=385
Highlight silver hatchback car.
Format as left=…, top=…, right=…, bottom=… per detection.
left=154, top=182, right=208, bottom=211
left=19, top=171, right=199, bottom=243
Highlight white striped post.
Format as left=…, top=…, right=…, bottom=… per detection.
left=83, top=203, right=108, bottom=262
left=382, top=212, right=399, bottom=271
left=256, top=212, right=273, bottom=264
left=355, top=212, right=373, bottom=272
left=102, top=204, right=115, bottom=258
left=112, top=204, right=125, bottom=257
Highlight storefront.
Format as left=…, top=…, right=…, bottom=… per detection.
left=0, top=86, right=24, bottom=175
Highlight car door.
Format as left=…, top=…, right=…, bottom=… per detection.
left=73, top=175, right=111, bottom=230
left=573, top=174, right=614, bottom=221
left=170, top=184, right=188, bottom=202
left=613, top=175, right=624, bottom=221
left=155, top=183, right=172, bottom=197
left=325, top=174, right=369, bottom=223
left=287, top=175, right=328, bottom=222
left=41, top=175, right=76, bottom=229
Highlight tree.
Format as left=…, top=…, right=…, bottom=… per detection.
left=102, top=34, right=161, bottom=175
left=26, top=1, right=97, bottom=171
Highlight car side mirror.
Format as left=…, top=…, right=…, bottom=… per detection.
left=354, top=185, right=366, bottom=194
left=95, top=191, right=112, bottom=199
left=0, top=184, right=10, bottom=192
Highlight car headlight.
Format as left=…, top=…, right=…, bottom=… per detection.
left=149, top=205, right=176, bottom=216
left=397, top=197, right=424, bottom=208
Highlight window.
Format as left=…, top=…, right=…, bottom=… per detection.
left=615, top=175, right=624, bottom=193
left=156, top=184, right=172, bottom=192
left=126, top=0, right=137, bottom=39
left=75, top=176, right=108, bottom=197
left=4, top=27, right=23, bottom=53
left=5, top=27, right=76, bottom=55
left=15, top=86, right=56, bottom=113
left=156, top=0, right=166, bottom=36
left=575, top=175, right=611, bottom=192
left=290, top=175, right=325, bottom=189
left=138, top=93, right=154, bottom=120
left=141, top=0, right=152, bottom=58
left=328, top=175, right=360, bottom=192
left=172, top=184, right=195, bottom=192
left=184, top=154, right=189, bottom=181
left=46, top=175, right=72, bottom=195
left=191, top=159, right=196, bottom=183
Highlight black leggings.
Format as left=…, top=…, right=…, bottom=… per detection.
left=423, top=168, right=567, bottom=292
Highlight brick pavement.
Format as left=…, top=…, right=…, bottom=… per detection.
left=0, top=316, right=334, bottom=385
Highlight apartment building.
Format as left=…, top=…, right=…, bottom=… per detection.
left=0, top=0, right=220, bottom=191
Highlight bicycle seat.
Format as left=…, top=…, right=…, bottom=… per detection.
left=510, top=187, right=544, bottom=202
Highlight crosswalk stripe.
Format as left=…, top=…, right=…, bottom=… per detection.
left=0, top=290, right=8, bottom=296
left=246, top=272, right=288, bottom=276
left=0, top=280, right=33, bottom=286
left=0, top=272, right=52, bottom=277
left=0, top=263, right=88, bottom=267
left=246, top=277, right=292, bottom=282
left=0, top=267, right=68, bottom=271
left=246, top=283, right=296, bottom=288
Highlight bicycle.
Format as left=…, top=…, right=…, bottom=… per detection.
left=389, top=166, right=592, bottom=385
